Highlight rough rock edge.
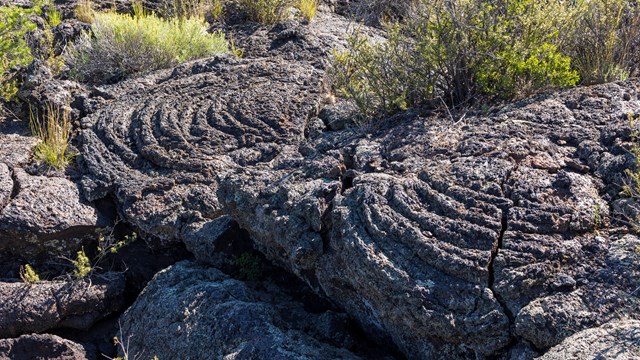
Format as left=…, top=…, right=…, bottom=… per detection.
left=0, top=333, right=93, bottom=360
left=0, top=274, right=125, bottom=338
left=119, top=261, right=362, bottom=360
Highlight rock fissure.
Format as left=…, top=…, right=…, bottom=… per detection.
left=489, top=207, right=514, bottom=325
left=8, top=166, right=19, bottom=201
left=489, top=163, right=517, bottom=323
left=485, top=164, right=519, bottom=357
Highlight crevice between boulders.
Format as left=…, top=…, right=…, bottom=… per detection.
left=9, top=166, right=20, bottom=201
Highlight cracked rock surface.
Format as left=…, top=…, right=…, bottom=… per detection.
left=0, top=168, right=103, bottom=260
left=75, top=8, right=640, bottom=360
left=219, top=82, right=640, bottom=358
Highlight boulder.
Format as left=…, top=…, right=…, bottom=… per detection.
left=0, top=168, right=105, bottom=260
left=0, top=274, right=125, bottom=338
left=0, top=120, right=107, bottom=261
left=0, top=333, right=92, bottom=360
left=219, top=81, right=640, bottom=358
left=18, top=60, right=86, bottom=113
left=119, top=261, right=363, bottom=359
left=79, top=12, right=366, bottom=248
left=0, top=132, right=37, bottom=168
left=538, top=319, right=640, bottom=360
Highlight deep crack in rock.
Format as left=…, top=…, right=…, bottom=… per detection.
left=8, top=166, right=19, bottom=201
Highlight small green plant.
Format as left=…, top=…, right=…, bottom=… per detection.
left=110, top=334, right=158, bottom=360
left=72, top=247, right=92, bottom=279
left=67, top=11, right=228, bottom=83
left=239, top=0, right=291, bottom=24
left=40, top=22, right=66, bottom=76
left=0, top=3, right=41, bottom=101
left=94, top=229, right=137, bottom=267
left=131, top=0, right=148, bottom=19
left=63, top=228, right=136, bottom=281
left=112, top=334, right=130, bottom=360
left=75, top=0, right=94, bottom=23
left=593, top=203, right=603, bottom=234
left=20, top=264, right=40, bottom=283
left=29, top=103, right=73, bottom=169
left=234, top=252, right=263, bottom=281
left=211, top=0, right=223, bottom=20
left=229, top=35, right=244, bottom=58
left=296, top=0, right=317, bottom=22
left=46, top=2, right=62, bottom=27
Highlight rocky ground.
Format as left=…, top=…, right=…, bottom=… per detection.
left=1, top=0, right=639, bottom=359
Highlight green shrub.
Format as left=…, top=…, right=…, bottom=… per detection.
left=331, top=30, right=414, bottom=118
left=239, top=0, right=291, bottom=24
left=46, top=2, right=62, bottom=27
left=131, top=0, right=148, bottom=19
left=211, top=0, right=224, bottom=21
left=75, top=0, right=94, bottom=24
left=234, top=252, right=263, bottom=281
left=229, top=34, right=244, bottom=58
left=296, top=0, right=318, bottom=22
left=67, top=11, right=228, bottom=83
left=350, top=0, right=421, bottom=25
left=0, top=3, right=40, bottom=101
left=162, top=0, right=215, bottom=19
left=562, top=0, right=640, bottom=85
left=332, top=0, right=580, bottom=116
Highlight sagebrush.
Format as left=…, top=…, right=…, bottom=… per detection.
left=67, top=11, right=228, bottom=83
left=333, top=0, right=640, bottom=117
left=161, top=0, right=215, bottom=19
left=297, top=0, right=318, bottom=22
left=563, top=0, right=640, bottom=84
left=239, top=0, right=290, bottom=24
left=350, top=0, right=421, bottom=25
left=75, top=0, right=94, bottom=23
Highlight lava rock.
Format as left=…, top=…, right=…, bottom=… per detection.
left=0, top=275, right=125, bottom=338
left=71, top=5, right=640, bottom=358
left=0, top=168, right=105, bottom=260
left=0, top=333, right=93, bottom=360
left=118, top=261, right=361, bottom=359
left=219, top=81, right=640, bottom=358
left=538, top=319, right=640, bottom=360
